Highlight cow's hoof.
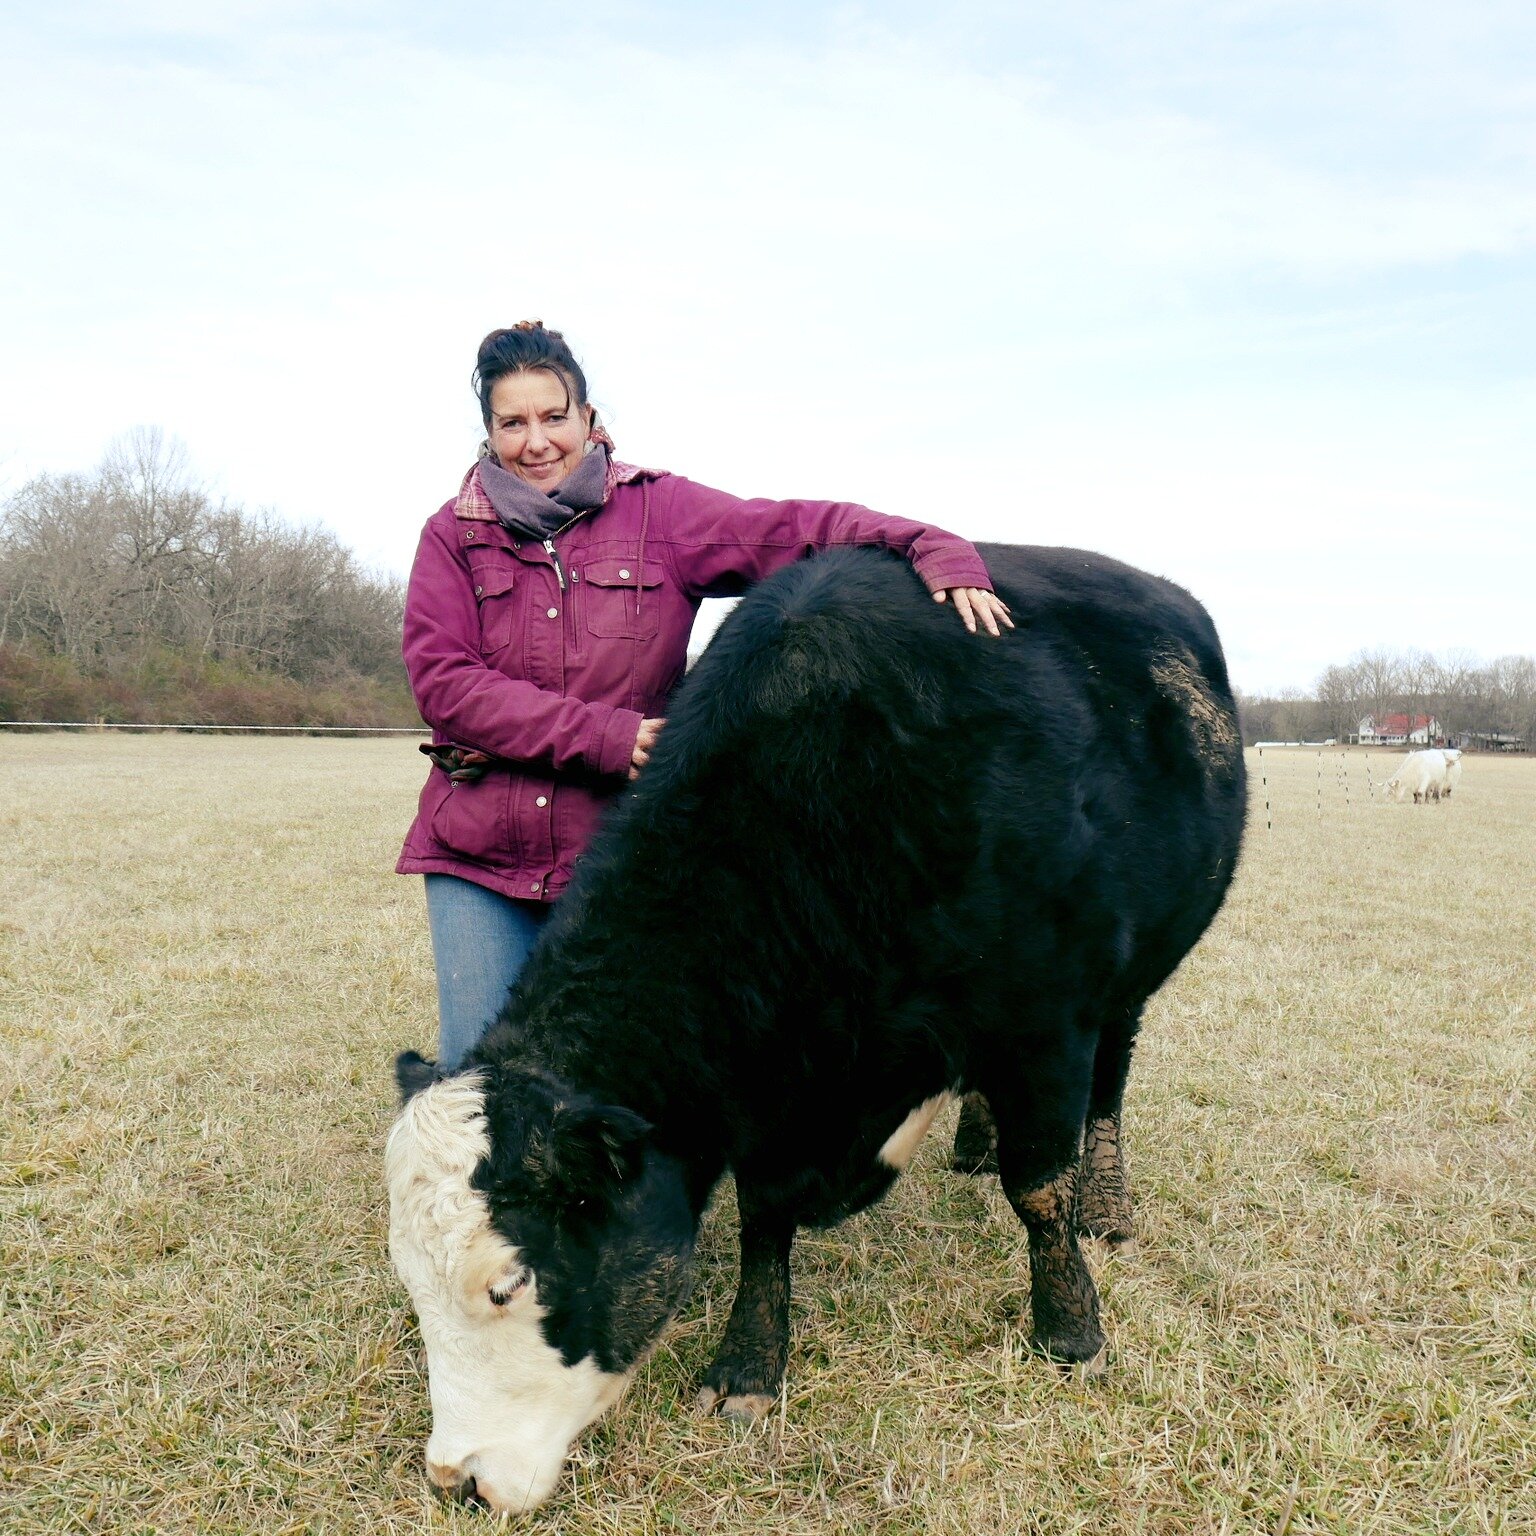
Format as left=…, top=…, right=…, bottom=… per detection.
left=951, top=1094, right=999, bottom=1174
left=1080, top=1227, right=1136, bottom=1256
left=1074, top=1194, right=1135, bottom=1244
left=1033, top=1330, right=1107, bottom=1372
left=696, top=1385, right=776, bottom=1423
left=723, top=1392, right=776, bottom=1424
left=1062, top=1342, right=1109, bottom=1380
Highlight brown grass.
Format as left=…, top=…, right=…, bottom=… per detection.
left=1, top=737, right=1532, bottom=1534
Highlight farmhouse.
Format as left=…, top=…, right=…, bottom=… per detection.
left=1354, top=712, right=1439, bottom=747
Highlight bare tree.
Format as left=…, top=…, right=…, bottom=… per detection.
left=103, top=430, right=223, bottom=654
left=1352, top=647, right=1406, bottom=728
left=0, top=433, right=407, bottom=698
left=0, top=471, right=133, bottom=663
left=1314, top=662, right=1362, bottom=742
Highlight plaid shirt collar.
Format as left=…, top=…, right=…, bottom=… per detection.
left=454, top=425, right=662, bottom=522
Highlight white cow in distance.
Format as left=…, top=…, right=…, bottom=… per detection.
left=1382, top=748, right=1460, bottom=804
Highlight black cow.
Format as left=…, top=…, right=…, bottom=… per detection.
left=385, top=544, right=1246, bottom=1514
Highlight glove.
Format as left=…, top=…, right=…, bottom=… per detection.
left=419, top=742, right=496, bottom=784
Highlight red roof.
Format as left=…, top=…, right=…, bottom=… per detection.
left=1371, top=714, right=1435, bottom=733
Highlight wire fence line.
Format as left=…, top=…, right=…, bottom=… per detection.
left=1, top=720, right=429, bottom=735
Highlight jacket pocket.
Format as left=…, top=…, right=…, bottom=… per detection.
left=470, top=560, right=519, bottom=653
left=581, top=557, right=664, bottom=640
left=427, top=773, right=518, bottom=867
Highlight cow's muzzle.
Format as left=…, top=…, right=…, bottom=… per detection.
left=428, top=1460, right=487, bottom=1508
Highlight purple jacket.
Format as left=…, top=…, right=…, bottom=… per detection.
left=396, top=466, right=993, bottom=902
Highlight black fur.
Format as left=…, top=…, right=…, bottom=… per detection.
left=425, top=545, right=1245, bottom=1393
left=469, top=1064, right=696, bottom=1371
left=394, top=1049, right=439, bottom=1101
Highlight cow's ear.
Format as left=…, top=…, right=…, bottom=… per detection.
left=537, top=1101, right=651, bottom=1208
left=395, top=1050, right=440, bottom=1103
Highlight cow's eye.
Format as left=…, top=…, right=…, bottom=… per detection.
left=488, top=1268, right=530, bottom=1307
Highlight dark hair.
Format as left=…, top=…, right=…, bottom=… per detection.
left=474, top=321, right=591, bottom=429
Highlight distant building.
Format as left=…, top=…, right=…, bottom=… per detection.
left=1457, top=729, right=1527, bottom=752
left=1355, top=713, right=1439, bottom=746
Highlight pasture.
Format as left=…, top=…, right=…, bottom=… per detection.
left=2, top=736, right=1532, bottom=1534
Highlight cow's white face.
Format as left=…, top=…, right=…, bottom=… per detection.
left=385, top=1075, right=625, bottom=1511
left=384, top=1066, right=695, bottom=1515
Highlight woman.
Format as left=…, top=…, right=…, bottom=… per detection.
left=398, top=322, right=1012, bottom=1069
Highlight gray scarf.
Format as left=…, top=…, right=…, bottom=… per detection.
left=478, top=444, right=610, bottom=542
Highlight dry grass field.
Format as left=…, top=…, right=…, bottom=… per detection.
left=2, top=735, right=1532, bottom=1535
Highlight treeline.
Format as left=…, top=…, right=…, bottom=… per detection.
left=1238, top=647, right=1536, bottom=748
left=0, top=430, right=420, bottom=727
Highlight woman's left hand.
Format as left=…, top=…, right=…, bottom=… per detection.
left=934, top=586, right=1014, bottom=637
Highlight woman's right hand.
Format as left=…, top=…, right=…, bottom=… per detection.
left=629, top=717, right=666, bottom=780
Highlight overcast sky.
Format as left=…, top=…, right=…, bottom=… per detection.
left=2, top=1, right=1532, bottom=692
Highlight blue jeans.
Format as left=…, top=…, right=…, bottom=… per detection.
left=424, top=875, right=553, bottom=1071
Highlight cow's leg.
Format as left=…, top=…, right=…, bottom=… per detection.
left=951, top=1090, right=999, bottom=1174
left=697, top=1192, right=793, bottom=1423
left=1076, top=1011, right=1138, bottom=1247
left=990, top=1064, right=1106, bottom=1370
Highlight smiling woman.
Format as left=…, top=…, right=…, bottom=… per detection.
left=484, top=361, right=591, bottom=490
left=396, top=320, right=1014, bottom=1074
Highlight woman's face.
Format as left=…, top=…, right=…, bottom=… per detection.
left=487, top=369, right=593, bottom=490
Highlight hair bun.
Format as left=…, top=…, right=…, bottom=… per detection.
left=514, top=319, right=566, bottom=342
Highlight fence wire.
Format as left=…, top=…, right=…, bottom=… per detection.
left=1, top=720, right=429, bottom=735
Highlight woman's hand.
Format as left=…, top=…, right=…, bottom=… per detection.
left=629, top=717, right=666, bottom=780
left=934, top=586, right=1014, bottom=636
left=420, top=742, right=496, bottom=783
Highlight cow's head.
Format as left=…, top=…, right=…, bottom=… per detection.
left=385, top=1052, right=695, bottom=1515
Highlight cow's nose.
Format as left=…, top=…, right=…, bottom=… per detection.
left=426, top=1460, right=485, bottom=1506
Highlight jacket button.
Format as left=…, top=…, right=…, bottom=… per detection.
left=535, top=795, right=548, bottom=807
left=618, top=568, right=631, bottom=580
left=529, top=881, right=541, bottom=892
left=474, top=584, right=484, bottom=597
left=547, top=607, right=558, bottom=619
